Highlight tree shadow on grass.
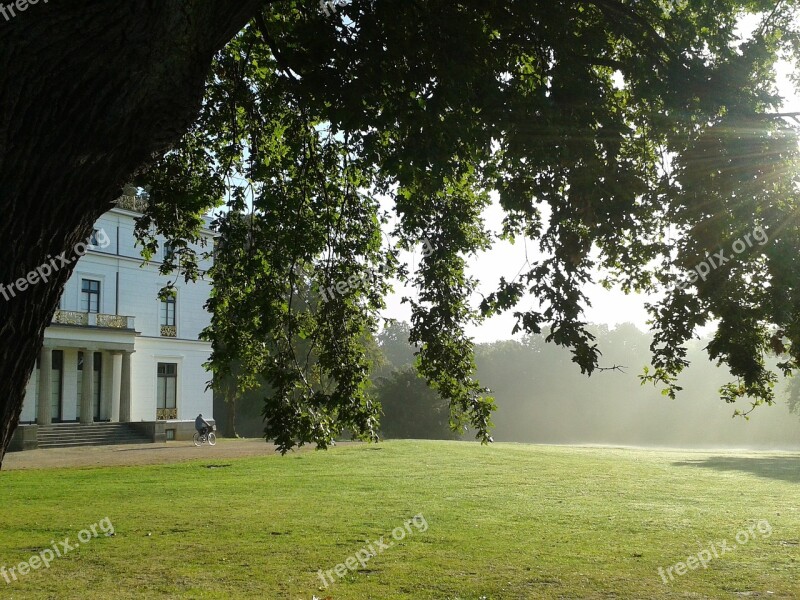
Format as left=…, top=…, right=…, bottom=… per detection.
left=672, top=455, right=800, bottom=484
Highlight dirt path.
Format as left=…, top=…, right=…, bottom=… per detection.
left=2, top=438, right=334, bottom=471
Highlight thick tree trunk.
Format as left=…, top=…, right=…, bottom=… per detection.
left=0, top=0, right=263, bottom=467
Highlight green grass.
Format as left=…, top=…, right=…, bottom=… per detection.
left=1, top=441, right=799, bottom=599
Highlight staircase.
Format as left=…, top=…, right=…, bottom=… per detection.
left=37, top=423, right=153, bottom=449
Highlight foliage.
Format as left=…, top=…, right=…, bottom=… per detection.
left=375, top=320, right=417, bottom=376
left=135, top=1, right=800, bottom=451
left=375, top=367, right=460, bottom=440
left=787, top=372, right=800, bottom=417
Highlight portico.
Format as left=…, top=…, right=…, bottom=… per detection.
left=31, top=341, right=135, bottom=425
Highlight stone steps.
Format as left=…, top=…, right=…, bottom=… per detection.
left=36, top=423, right=152, bottom=449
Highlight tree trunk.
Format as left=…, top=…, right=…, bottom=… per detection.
left=0, top=0, right=263, bottom=467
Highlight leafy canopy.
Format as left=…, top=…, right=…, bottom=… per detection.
left=134, top=0, right=800, bottom=451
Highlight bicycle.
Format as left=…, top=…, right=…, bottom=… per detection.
left=193, top=424, right=217, bottom=447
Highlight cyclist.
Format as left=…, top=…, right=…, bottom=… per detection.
left=195, top=413, right=212, bottom=438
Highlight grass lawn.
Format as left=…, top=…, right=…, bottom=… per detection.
left=1, top=440, right=799, bottom=599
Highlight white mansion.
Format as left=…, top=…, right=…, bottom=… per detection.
left=17, top=197, right=215, bottom=438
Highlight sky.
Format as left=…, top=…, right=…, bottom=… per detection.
left=381, top=200, right=654, bottom=344
left=381, top=36, right=800, bottom=344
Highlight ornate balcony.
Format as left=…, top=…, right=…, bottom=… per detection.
left=52, top=310, right=135, bottom=330
left=52, top=310, right=88, bottom=326
left=156, top=408, right=177, bottom=420
left=114, top=194, right=149, bottom=213
left=97, top=314, right=131, bottom=328
left=160, top=325, right=177, bottom=338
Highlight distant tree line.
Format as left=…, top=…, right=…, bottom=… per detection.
left=216, top=320, right=800, bottom=448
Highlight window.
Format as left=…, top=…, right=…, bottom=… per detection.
left=80, top=279, right=100, bottom=313
left=157, top=363, right=178, bottom=420
left=160, top=294, right=176, bottom=327
left=77, top=351, right=102, bottom=421
left=164, top=241, right=175, bottom=262
left=160, top=292, right=177, bottom=337
left=50, top=350, right=63, bottom=422
left=89, top=229, right=99, bottom=247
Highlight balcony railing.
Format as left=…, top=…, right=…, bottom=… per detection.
left=160, top=325, right=177, bottom=338
left=115, top=194, right=149, bottom=213
left=97, top=314, right=131, bottom=328
left=156, top=408, right=177, bottom=420
left=52, top=310, right=135, bottom=330
left=52, top=310, right=87, bottom=326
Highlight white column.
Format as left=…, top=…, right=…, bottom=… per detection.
left=110, top=351, right=123, bottom=422
left=36, top=346, right=52, bottom=425
left=80, top=348, right=95, bottom=424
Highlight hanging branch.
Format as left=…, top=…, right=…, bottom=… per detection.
left=596, top=364, right=628, bottom=374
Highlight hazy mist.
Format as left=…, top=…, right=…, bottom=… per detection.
left=476, top=324, right=800, bottom=450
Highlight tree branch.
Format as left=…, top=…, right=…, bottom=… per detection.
left=597, top=364, right=628, bottom=374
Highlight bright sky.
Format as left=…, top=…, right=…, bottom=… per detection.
left=382, top=42, right=800, bottom=344
left=381, top=200, right=655, bottom=344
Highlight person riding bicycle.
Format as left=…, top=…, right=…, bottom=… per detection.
left=195, top=413, right=212, bottom=438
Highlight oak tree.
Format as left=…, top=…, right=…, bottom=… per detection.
left=3, top=0, right=800, bottom=464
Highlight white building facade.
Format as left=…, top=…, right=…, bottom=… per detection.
left=19, top=198, right=215, bottom=430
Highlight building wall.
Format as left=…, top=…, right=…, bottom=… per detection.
left=129, top=338, right=213, bottom=422
left=59, top=210, right=213, bottom=340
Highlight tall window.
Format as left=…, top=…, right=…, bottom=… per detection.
left=50, top=350, right=63, bottom=422
left=77, top=352, right=102, bottom=421
left=81, top=279, right=100, bottom=313
left=160, top=292, right=177, bottom=338
left=160, top=294, right=176, bottom=327
left=157, top=363, right=177, bottom=419
left=164, top=241, right=175, bottom=262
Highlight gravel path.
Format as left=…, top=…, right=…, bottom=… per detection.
left=2, top=438, right=330, bottom=471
